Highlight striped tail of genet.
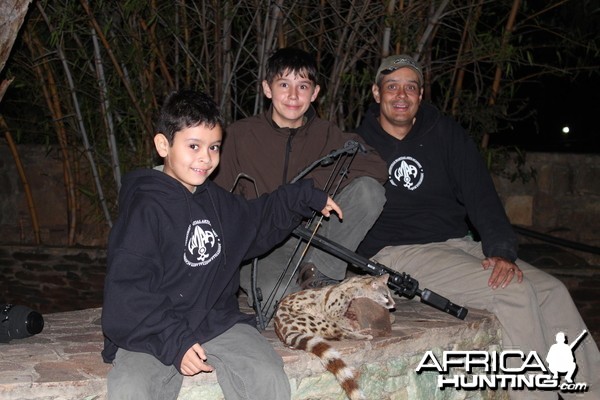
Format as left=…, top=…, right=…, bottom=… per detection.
left=284, top=332, right=365, bottom=400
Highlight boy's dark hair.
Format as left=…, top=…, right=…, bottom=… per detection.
left=156, top=90, right=224, bottom=145
left=264, top=47, right=318, bottom=85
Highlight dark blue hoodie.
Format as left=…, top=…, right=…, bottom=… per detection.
left=356, top=102, right=518, bottom=262
left=101, top=168, right=326, bottom=371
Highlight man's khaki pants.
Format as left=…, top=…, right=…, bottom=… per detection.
left=374, top=236, right=600, bottom=400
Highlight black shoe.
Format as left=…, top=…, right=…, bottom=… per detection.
left=297, top=263, right=339, bottom=290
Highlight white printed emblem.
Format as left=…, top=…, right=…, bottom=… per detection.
left=184, top=219, right=222, bottom=267
left=389, top=156, right=424, bottom=190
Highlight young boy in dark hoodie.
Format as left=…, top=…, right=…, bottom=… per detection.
left=101, top=89, right=342, bottom=400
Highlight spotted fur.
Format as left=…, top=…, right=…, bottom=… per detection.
left=274, top=274, right=394, bottom=400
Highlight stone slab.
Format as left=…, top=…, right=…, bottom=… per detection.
left=0, top=300, right=506, bottom=400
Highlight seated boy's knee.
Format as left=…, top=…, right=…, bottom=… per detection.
left=108, top=349, right=182, bottom=400
left=108, top=384, right=151, bottom=400
left=249, top=362, right=290, bottom=398
left=349, top=176, right=386, bottom=208
left=108, top=371, right=154, bottom=400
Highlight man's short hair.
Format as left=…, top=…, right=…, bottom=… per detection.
left=264, top=47, right=318, bottom=85
left=156, top=90, right=223, bottom=144
left=375, top=55, right=423, bottom=86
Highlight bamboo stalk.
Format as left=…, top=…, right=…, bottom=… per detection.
left=326, top=1, right=356, bottom=124
left=447, top=0, right=484, bottom=117
left=37, top=2, right=113, bottom=228
left=1, top=115, right=41, bottom=245
left=221, top=2, right=233, bottom=121
left=24, top=30, right=78, bottom=246
left=91, top=28, right=122, bottom=191
left=2, top=0, right=591, bottom=203
left=382, top=0, right=397, bottom=56
left=481, top=0, right=522, bottom=149
left=415, top=0, right=451, bottom=62
left=79, top=0, right=154, bottom=138
left=220, top=2, right=254, bottom=114
left=139, top=16, right=174, bottom=90
left=181, top=1, right=191, bottom=87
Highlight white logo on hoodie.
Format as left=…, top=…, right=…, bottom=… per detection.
left=389, top=156, right=424, bottom=190
left=184, top=219, right=222, bottom=267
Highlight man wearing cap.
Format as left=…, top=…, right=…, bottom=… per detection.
left=356, top=55, right=600, bottom=400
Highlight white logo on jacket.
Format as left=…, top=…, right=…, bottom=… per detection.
left=184, top=219, right=221, bottom=267
left=389, top=156, right=423, bottom=190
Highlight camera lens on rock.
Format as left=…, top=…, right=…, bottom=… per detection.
left=0, top=304, right=45, bottom=343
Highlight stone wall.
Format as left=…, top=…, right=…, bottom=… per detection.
left=0, top=245, right=106, bottom=314
left=494, top=152, right=600, bottom=265
left=0, top=144, right=111, bottom=247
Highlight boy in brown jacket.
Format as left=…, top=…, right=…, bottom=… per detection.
left=213, top=48, right=387, bottom=319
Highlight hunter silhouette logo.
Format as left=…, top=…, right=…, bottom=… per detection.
left=546, top=330, right=587, bottom=384
left=415, top=329, right=589, bottom=393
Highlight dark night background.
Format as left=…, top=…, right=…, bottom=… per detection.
left=490, top=0, right=599, bottom=154
left=491, top=74, right=600, bottom=153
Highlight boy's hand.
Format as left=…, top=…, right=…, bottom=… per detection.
left=321, top=196, right=343, bottom=220
left=180, top=343, right=214, bottom=376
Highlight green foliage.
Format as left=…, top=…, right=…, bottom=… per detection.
left=1, top=0, right=597, bottom=226
left=484, top=146, right=537, bottom=184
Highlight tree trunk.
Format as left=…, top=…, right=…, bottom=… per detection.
left=0, top=0, right=32, bottom=76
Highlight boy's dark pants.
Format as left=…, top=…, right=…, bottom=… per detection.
left=107, top=323, right=290, bottom=400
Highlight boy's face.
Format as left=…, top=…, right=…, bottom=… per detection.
left=154, top=124, right=222, bottom=192
left=262, top=69, right=320, bottom=129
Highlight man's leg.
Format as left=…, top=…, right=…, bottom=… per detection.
left=202, top=323, right=291, bottom=400
left=373, top=238, right=599, bottom=400
left=107, top=348, right=183, bottom=400
left=457, top=238, right=600, bottom=399
left=306, top=176, right=385, bottom=280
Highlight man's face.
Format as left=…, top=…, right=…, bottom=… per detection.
left=372, top=67, right=423, bottom=139
left=262, top=69, right=320, bottom=128
left=154, top=124, right=222, bottom=192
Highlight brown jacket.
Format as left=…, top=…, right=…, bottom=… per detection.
left=213, top=105, right=387, bottom=198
